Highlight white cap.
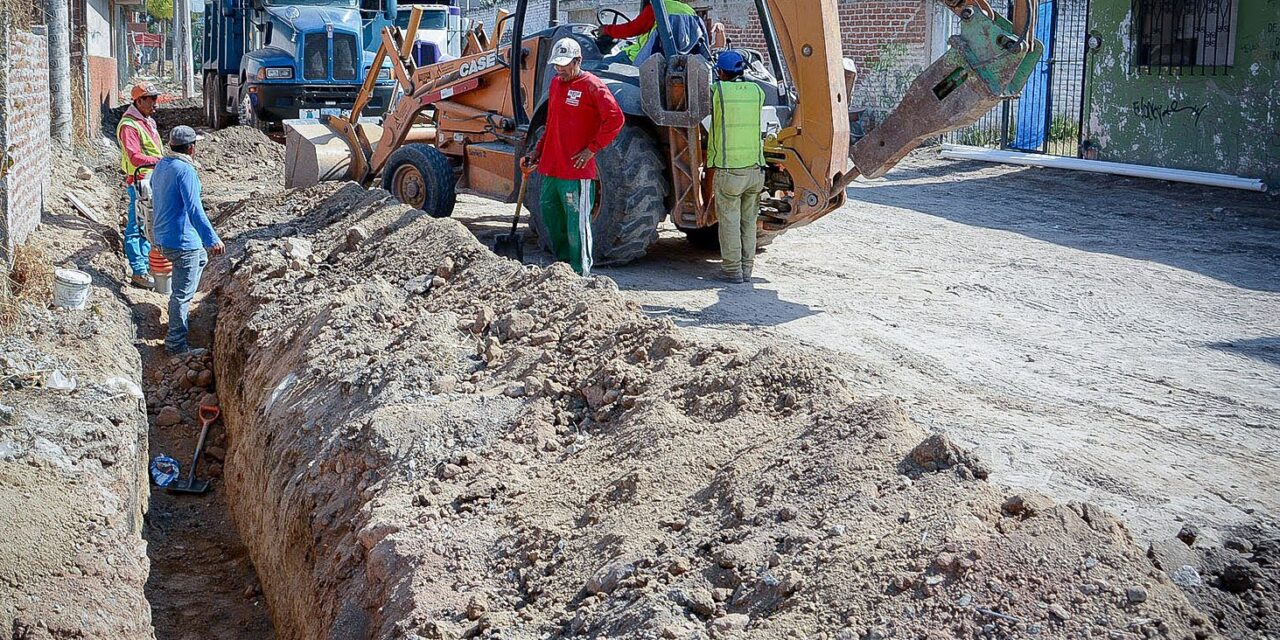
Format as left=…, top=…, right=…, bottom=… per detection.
left=548, top=37, right=582, bottom=66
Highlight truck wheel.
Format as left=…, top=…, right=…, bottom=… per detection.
left=203, top=75, right=213, bottom=127
left=527, top=124, right=668, bottom=266
left=238, top=93, right=267, bottom=132
left=382, top=144, right=456, bottom=218
left=208, top=75, right=233, bottom=130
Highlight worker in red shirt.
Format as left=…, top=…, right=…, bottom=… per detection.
left=521, top=38, right=624, bottom=276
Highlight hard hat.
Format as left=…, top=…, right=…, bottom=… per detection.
left=131, top=82, right=161, bottom=101
left=715, top=49, right=747, bottom=75
left=549, top=37, right=583, bottom=67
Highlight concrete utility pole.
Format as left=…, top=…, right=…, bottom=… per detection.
left=46, top=0, right=73, bottom=147
left=175, top=0, right=195, bottom=97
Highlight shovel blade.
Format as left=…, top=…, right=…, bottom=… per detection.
left=492, top=233, right=524, bottom=261
left=166, top=480, right=211, bottom=495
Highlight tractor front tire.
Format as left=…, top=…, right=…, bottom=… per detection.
left=382, top=144, right=457, bottom=218
left=528, top=124, right=668, bottom=266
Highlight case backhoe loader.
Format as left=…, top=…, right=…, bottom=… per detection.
left=284, top=0, right=1042, bottom=264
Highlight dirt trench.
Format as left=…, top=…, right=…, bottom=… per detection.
left=203, top=180, right=1229, bottom=639
left=0, top=125, right=283, bottom=638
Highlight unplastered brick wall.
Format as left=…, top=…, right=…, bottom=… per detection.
left=717, top=0, right=930, bottom=118
left=0, top=26, right=52, bottom=264
left=463, top=0, right=552, bottom=44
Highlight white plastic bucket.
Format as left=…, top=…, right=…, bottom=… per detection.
left=52, top=268, right=92, bottom=310
left=153, top=272, right=172, bottom=295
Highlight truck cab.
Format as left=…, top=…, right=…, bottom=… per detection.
left=203, top=0, right=398, bottom=130
left=395, top=3, right=464, bottom=66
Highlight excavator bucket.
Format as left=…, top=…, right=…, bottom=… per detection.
left=283, top=120, right=384, bottom=189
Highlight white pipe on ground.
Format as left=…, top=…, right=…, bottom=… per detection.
left=939, top=144, right=1269, bottom=193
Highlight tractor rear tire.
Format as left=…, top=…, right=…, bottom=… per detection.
left=528, top=124, right=668, bottom=266
left=382, top=144, right=457, bottom=218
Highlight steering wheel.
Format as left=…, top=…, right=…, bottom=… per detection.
left=597, top=8, right=628, bottom=27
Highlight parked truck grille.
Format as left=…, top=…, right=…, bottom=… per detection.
left=303, top=33, right=327, bottom=80
left=333, top=33, right=358, bottom=80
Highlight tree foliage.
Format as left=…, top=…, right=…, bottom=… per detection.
left=145, top=0, right=173, bottom=21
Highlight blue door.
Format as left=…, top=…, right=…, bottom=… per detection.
left=1010, top=0, right=1057, bottom=151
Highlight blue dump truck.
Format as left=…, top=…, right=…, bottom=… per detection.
left=202, top=0, right=399, bottom=130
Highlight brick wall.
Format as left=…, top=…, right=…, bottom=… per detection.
left=0, top=27, right=52, bottom=264
left=720, top=0, right=930, bottom=117
left=463, top=0, right=552, bottom=44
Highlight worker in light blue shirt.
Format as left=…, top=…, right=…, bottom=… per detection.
left=151, top=126, right=224, bottom=355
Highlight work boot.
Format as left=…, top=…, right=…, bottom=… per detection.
left=719, top=271, right=744, bottom=284
left=131, top=273, right=155, bottom=289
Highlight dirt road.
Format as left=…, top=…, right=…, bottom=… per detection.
left=456, top=151, right=1280, bottom=545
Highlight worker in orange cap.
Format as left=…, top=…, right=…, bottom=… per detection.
left=117, top=82, right=164, bottom=289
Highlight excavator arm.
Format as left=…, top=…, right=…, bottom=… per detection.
left=762, top=0, right=1042, bottom=228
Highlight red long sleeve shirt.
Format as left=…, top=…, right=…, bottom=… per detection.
left=600, top=4, right=655, bottom=39
left=534, top=72, right=625, bottom=181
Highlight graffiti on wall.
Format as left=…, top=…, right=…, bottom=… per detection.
left=1130, top=97, right=1210, bottom=126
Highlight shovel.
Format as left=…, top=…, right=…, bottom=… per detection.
left=492, top=163, right=534, bottom=261
left=167, top=404, right=219, bottom=495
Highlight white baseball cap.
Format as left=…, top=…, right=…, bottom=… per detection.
left=549, top=37, right=582, bottom=66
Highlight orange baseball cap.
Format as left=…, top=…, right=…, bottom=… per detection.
left=130, top=82, right=161, bottom=101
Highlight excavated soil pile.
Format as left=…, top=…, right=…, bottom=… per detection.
left=209, top=182, right=1221, bottom=639
left=197, top=126, right=286, bottom=206
left=0, top=150, right=153, bottom=638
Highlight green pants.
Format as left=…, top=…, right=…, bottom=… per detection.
left=539, top=176, right=596, bottom=276
left=713, top=166, right=765, bottom=276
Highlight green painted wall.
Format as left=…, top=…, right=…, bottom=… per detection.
left=1082, top=0, right=1279, bottom=186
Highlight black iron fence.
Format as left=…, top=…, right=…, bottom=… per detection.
left=942, top=0, right=1089, bottom=157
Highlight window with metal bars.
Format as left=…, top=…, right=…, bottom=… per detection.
left=1131, top=0, right=1237, bottom=73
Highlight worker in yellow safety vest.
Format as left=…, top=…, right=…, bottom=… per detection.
left=117, top=82, right=165, bottom=289
left=599, top=0, right=698, bottom=63
left=707, top=49, right=766, bottom=285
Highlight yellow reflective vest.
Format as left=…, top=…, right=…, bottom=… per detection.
left=708, top=79, right=765, bottom=169
left=116, top=114, right=163, bottom=180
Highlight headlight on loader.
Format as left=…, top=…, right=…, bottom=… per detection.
left=378, top=67, right=392, bottom=81
left=262, top=67, right=293, bottom=80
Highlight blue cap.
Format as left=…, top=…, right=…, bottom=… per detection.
left=716, top=49, right=747, bottom=75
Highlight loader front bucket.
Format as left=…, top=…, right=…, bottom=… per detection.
left=283, top=120, right=384, bottom=189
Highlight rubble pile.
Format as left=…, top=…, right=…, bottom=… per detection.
left=210, top=183, right=1215, bottom=639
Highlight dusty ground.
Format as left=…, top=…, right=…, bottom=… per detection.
left=455, top=151, right=1280, bottom=547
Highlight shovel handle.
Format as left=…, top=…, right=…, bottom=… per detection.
left=510, top=174, right=530, bottom=237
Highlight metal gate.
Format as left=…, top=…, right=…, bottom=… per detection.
left=942, top=0, right=1090, bottom=157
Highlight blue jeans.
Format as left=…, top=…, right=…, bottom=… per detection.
left=159, top=247, right=207, bottom=353
left=125, top=185, right=152, bottom=275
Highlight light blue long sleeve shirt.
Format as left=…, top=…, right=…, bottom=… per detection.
left=150, top=155, right=220, bottom=251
